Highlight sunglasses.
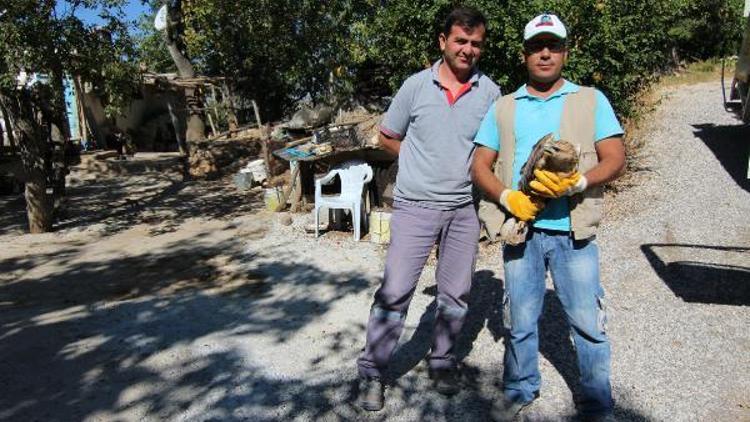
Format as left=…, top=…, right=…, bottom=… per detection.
left=523, top=39, right=567, bottom=54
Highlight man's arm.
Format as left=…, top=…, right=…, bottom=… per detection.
left=584, top=136, right=625, bottom=187
left=471, top=146, right=507, bottom=202
left=377, top=74, right=417, bottom=158
left=378, top=132, right=401, bottom=157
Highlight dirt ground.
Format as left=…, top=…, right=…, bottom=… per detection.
left=1, top=80, right=749, bottom=421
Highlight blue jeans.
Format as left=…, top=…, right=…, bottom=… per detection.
left=502, top=228, right=613, bottom=416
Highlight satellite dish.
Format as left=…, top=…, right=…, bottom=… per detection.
left=154, top=5, right=167, bottom=31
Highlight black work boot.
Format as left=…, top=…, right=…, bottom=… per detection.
left=429, top=367, right=461, bottom=396
left=357, top=377, right=385, bottom=411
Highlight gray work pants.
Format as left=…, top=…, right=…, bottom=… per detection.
left=357, top=200, right=480, bottom=379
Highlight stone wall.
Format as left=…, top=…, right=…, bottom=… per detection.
left=187, top=138, right=264, bottom=180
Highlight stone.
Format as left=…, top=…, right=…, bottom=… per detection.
left=279, top=213, right=293, bottom=226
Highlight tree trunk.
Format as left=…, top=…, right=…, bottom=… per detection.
left=183, top=87, right=205, bottom=142
left=167, top=99, right=188, bottom=156
left=25, top=167, right=54, bottom=233
left=164, top=0, right=205, bottom=144
left=46, top=69, right=70, bottom=215
left=1, top=92, right=54, bottom=233
left=50, top=66, right=72, bottom=141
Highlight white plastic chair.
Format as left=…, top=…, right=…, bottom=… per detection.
left=314, top=160, right=373, bottom=241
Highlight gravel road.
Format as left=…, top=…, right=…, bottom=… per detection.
left=0, top=81, right=748, bottom=421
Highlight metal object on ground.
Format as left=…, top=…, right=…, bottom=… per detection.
left=724, top=11, right=750, bottom=123
left=286, top=105, right=334, bottom=130
left=233, top=172, right=254, bottom=190
left=313, top=125, right=361, bottom=149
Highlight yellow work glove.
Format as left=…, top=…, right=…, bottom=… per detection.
left=499, top=189, right=541, bottom=222
left=529, top=169, right=583, bottom=198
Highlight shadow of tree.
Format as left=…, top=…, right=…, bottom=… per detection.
left=0, top=236, right=374, bottom=420
left=378, top=269, right=621, bottom=419
left=54, top=174, right=265, bottom=236
left=0, top=241, right=655, bottom=420
left=0, top=170, right=265, bottom=237
left=0, top=193, right=28, bottom=235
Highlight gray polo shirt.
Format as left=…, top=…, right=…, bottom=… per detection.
left=381, top=60, right=500, bottom=210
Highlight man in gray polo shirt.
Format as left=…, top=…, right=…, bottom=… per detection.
left=356, top=6, right=500, bottom=411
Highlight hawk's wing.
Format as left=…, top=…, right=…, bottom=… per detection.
left=518, top=133, right=555, bottom=193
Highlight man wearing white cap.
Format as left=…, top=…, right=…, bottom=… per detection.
left=471, top=13, right=625, bottom=421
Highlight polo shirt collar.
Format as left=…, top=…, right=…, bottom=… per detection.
left=430, top=59, right=481, bottom=86
left=513, top=79, right=579, bottom=100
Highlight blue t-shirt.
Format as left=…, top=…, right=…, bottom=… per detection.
left=473, top=80, right=623, bottom=231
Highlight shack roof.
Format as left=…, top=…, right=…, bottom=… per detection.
left=141, top=73, right=227, bottom=89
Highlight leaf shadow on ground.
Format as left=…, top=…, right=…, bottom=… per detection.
left=383, top=270, right=652, bottom=421
left=0, top=163, right=652, bottom=419
left=0, top=231, right=380, bottom=421
left=0, top=172, right=264, bottom=237
left=691, top=122, right=750, bottom=193
left=0, top=193, right=29, bottom=235
left=641, top=243, right=750, bottom=305
left=0, top=233, right=655, bottom=421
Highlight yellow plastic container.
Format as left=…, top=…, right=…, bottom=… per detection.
left=264, top=187, right=283, bottom=211
left=369, top=210, right=392, bottom=244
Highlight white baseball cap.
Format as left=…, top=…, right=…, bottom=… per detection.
left=524, top=13, right=567, bottom=41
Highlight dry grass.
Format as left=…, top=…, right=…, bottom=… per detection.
left=659, top=59, right=732, bottom=87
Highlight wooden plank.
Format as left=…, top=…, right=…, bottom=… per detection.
left=275, top=162, right=300, bottom=212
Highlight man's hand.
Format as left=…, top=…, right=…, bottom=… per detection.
left=529, top=169, right=583, bottom=198
left=499, top=189, right=541, bottom=221
left=563, top=174, right=587, bottom=196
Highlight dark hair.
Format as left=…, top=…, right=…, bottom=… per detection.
left=442, top=6, right=487, bottom=37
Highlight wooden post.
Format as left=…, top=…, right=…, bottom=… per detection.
left=222, top=83, right=239, bottom=133
left=290, top=161, right=304, bottom=212
left=252, top=99, right=272, bottom=178
left=252, top=99, right=263, bottom=131
left=206, top=111, right=218, bottom=137
left=275, top=161, right=300, bottom=212
left=209, top=84, right=222, bottom=133
left=73, top=77, right=104, bottom=148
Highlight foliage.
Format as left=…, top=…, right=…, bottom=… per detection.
left=0, top=0, right=139, bottom=232
left=133, top=4, right=176, bottom=74
left=0, top=1, right=139, bottom=118
left=134, top=0, right=746, bottom=119
left=134, top=0, right=378, bottom=119
left=348, top=0, right=746, bottom=116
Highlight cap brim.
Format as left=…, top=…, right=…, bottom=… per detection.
left=524, top=30, right=566, bottom=41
